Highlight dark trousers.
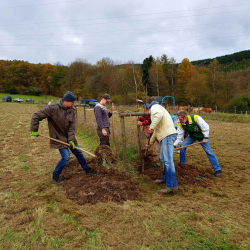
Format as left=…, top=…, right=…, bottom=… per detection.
left=97, top=127, right=110, bottom=146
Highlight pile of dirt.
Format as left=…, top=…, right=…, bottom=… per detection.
left=141, top=163, right=214, bottom=187
left=94, top=145, right=114, bottom=165
left=61, top=159, right=140, bottom=206
left=134, top=149, right=158, bottom=172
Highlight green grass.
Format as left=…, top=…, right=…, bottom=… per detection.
left=0, top=93, right=59, bottom=103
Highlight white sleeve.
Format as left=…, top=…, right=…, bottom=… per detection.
left=197, top=116, right=209, bottom=138
left=174, top=125, right=185, bottom=146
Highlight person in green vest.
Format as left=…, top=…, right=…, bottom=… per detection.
left=174, top=110, right=222, bottom=177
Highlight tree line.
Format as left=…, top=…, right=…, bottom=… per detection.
left=0, top=54, right=250, bottom=109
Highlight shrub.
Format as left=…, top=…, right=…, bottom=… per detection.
left=8, top=86, right=18, bottom=94
left=224, top=94, right=250, bottom=112
left=22, top=86, right=43, bottom=96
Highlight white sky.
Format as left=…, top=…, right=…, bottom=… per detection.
left=0, top=0, right=249, bottom=65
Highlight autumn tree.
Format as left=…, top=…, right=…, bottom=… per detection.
left=141, top=55, right=154, bottom=95
left=176, top=58, right=194, bottom=104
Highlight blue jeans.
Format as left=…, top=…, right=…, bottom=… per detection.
left=160, top=134, right=177, bottom=188
left=180, top=136, right=221, bottom=171
left=53, top=145, right=90, bottom=175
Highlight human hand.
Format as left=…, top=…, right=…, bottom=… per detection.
left=102, top=128, right=108, bottom=136
left=149, top=129, right=154, bottom=134
left=145, top=144, right=151, bottom=149
left=137, top=121, right=142, bottom=126
left=31, top=131, right=39, bottom=137
left=202, top=139, right=208, bottom=143
left=69, top=140, right=75, bottom=150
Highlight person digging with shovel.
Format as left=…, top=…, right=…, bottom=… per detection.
left=30, top=91, right=98, bottom=185
left=145, top=97, right=178, bottom=194
left=174, top=110, right=222, bottom=177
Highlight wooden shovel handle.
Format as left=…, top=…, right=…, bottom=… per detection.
left=175, top=141, right=203, bottom=150
left=39, top=134, right=96, bottom=157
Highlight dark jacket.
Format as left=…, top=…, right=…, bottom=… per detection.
left=94, top=103, right=112, bottom=129
left=30, top=99, right=77, bottom=149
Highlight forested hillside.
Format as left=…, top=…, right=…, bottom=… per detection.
left=1, top=53, right=250, bottom=110
left=191, top=49, right=250, bottom=66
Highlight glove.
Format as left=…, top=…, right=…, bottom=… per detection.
left=32, top=131, right=39, bottom=137
left=69, top=140, right=75, bottom=150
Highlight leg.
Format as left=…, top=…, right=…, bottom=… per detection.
left=71, top=145, right=90, bottom=171
left=180, top=136, right=196, bottom=164
left=161, top=134, right=177, bottom=188
left=154, top=141, right=161, bottom=167
left=53, top=148, right=70, bottom=175
left=97, top=127, right=110, bottom=146
left=200, top=140, right=221, bottom=171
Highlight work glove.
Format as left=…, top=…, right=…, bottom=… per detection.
left=69, top=140, right=75, bottom=150
left=31, top=131, right=39, bottom=137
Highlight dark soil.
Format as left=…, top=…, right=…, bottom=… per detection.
left=61, top=159, right=140, bottom=206
left=141, top=163, right=214, bottom=187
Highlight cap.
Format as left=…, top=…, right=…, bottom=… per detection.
left=102, top=93, right=111, bottom=102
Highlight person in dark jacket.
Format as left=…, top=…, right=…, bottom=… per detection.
left=94, top=93, right=114, bottom=146
left=30, top=91, right=98, bottom=185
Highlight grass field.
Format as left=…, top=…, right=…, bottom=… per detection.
left=0, top=93, right=59, bottom=103
left=0, top=102, right=250, bottom=249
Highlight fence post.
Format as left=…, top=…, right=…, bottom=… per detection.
left=198, top=105, right=200, bottom=116
left=241, top=111, right=242, bottom=115
left=216, top=106, right=217, bottom=113
left=120, top=116, right=127, bottom=164
left=246, top=111, right=248, bottom=118
left=234, top=106, right=236, bottom=116
left=84, top=106, right=86, bottom=123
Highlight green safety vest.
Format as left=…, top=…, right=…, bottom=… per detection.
left=179, top=115, right=205, bottom=141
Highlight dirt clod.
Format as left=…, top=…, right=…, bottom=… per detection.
left=61, top=159, right=140, bottom=205
left=141, top=163, right=214, bottom=187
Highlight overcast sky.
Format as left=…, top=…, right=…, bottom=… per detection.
left=0, top=0, right=249, bottom=65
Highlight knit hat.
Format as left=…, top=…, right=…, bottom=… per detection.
left=63, top=91, right=76, bottom=102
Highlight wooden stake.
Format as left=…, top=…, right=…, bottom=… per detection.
left=120, top=116, right=127, bottom=164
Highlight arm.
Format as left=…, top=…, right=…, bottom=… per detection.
left=149, top=107, right=163, bottom=130
left=197, top=116, right=209, bottom=139
left=68, top=111, right=76, bottom=142
left=30, top=106, right=52, bottom=132
left=94, top=106, right=105, bottom=128
left=174, top=125, right=185, bottom=146
left=149, top=132, right=156, bottom=145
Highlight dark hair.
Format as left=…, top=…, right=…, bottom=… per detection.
left=146, top=96, right=157, bottom=104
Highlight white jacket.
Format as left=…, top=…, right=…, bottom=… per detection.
left=174, top=115, right=210, bottom=146
left=149, top=104, right=177, bottom=145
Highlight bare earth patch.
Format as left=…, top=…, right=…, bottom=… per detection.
left=61, top=159, right=140, bottom=205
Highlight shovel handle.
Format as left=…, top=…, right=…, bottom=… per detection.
left=175, top=141, right=203, bottom=150
left=39, top=134, right=96, bottom=158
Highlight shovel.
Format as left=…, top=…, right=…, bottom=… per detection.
left=39, top=134, right=96, bottom=158
left=145, top=132, right=153, bottom=157
left=174, top=141, right=203, bottom=152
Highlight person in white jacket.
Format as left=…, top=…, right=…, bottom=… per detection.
left=174, top=110, right=222, bottom=177
left=145, top=97, right=178, bottom=194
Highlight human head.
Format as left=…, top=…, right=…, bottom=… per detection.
left=62, top=91, right=76, bottom=108
left=50, top=99, right=53, bottom=102
left=100, top=93, right=111, bottom=106
left=177, top=110, right=188, bottom=123
left=146, top=96, right=157, bottom=105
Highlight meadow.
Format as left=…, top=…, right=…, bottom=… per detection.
left=0, top=102, right=249, bottom=249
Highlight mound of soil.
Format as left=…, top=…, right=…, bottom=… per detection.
left=61, top=159, right=140, bottom=206
left=141, top=163, right=214, bottom=187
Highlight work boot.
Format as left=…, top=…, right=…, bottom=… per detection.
left=52, top=175, right=64, bottom=185
left=215, top=170, right=222, bottom=178
left=172, top=187, right=178, bottom=193
left=161, top=188, right=173, bottom=194
left=155, top=179, right=164, bottom=184
left=85, top=168, right=99, bottom=175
